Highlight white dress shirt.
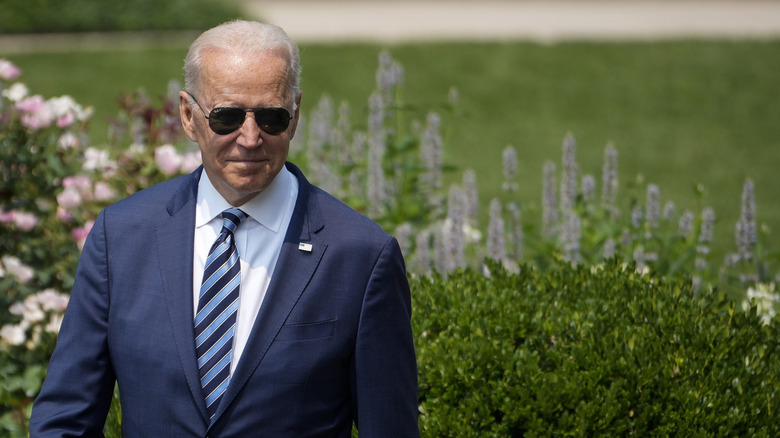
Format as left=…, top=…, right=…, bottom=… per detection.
left=192, top=167, right=298, bottom=375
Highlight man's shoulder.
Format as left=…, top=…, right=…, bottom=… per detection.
left=309, top=185, right=391, bottom=241
left=105, top=171, right=198, bottom=218
left=288, top=162, right=395, bottom=247
left=287, top=162, right=387, bottom=237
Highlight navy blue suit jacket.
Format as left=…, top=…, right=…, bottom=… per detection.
left=30, top=163, right=419, bottom=437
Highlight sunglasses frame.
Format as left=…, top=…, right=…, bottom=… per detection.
left=186, top=92, right=293, bottom=136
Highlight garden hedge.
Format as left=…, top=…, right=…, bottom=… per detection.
left=413, top=259, right=779, bottom=436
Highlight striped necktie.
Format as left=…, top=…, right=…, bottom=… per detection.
left=195, top=208, right=247, bottom=418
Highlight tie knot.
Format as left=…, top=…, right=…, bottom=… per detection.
left=221, top=208, right=247, bottom=235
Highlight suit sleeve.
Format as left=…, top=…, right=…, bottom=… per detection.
left=352, top=237, right=420, bottom=437
left=29, top=210, right=116, bottom=437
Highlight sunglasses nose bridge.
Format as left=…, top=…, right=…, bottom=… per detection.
left=235, top=110, right=264, bottom=146
left=242, top=109, right=266, bottom=129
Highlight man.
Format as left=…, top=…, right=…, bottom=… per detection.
left=30, top=20, right=419, bottom=437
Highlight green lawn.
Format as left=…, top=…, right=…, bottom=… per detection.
left=8, top=40, right=780, bottom=261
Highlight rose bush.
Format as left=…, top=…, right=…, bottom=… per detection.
left=1, top=58, right=92, bottom=433
left=0, top=60, right=199, bottom=434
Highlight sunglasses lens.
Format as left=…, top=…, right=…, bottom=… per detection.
left=208, top=107, right=246, bottom=135
left=255, top=108, right=291, bottom=135
left=207, top=107, right=291, bottom=135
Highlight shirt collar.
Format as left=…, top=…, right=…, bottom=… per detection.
left=196, top=166, right=294, bottom=233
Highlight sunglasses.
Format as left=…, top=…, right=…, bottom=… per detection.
left=187, top=93, right=293, bottom=136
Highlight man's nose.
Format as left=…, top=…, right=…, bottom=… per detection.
left=235, top=112, right=263, bottom=148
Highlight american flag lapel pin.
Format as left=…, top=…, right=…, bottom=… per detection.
left=298, top=242, right=313, bottom=252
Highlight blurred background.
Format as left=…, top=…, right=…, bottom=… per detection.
left=2, top=0, right=779, bottom=265
left=3, top=3, right=780, bottom=434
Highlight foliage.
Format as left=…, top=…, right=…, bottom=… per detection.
left=0, top=61, right=197, bottom=435
left=0, top=61, right=91, bottom=434
left=12, top=42, right=780, bottom=262
left=504, top=137, right=776, bottom=300
left=0, top=291, right=66, bottom=435
left=0, top=0, right=246, bottom=34
left=287, top=52, right=777, bottom=299
left=1, top=48, right=779, bottom=435
left=414, top=259, right=780, bottom=436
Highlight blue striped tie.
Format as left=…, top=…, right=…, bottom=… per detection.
left=195, top=208, right=247, bottom=418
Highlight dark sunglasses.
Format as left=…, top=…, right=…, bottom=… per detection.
left=187, top=93, right=293, bottom=136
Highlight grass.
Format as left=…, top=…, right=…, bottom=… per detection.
left=8, top=40, right=780, bottom=262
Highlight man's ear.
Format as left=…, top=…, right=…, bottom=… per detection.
left=179, top=91, right=198, bottom=142
left=288, top=91, right=303, bottom=140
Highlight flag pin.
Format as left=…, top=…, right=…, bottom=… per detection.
left=298, top=242, right=313, bottom=252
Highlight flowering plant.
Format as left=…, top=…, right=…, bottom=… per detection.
left=0, top=59, right=92, bottom=310
left=289, top=53, right=778, bottom=313
left=0, top=59, right=204, bottom=434
left=0, top=58, right=91, bottom=433
left=1, top=50, right=778, bottom=436
left=0, top=286, right=69, bottom=434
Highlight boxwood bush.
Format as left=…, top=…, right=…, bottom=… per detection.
left=413, top=259, right=780, bottom=436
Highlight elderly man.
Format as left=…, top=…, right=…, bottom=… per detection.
left=30, top=20, right=419, bottom=437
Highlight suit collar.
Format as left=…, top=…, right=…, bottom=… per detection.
left=283, top=161, right=325, bottom=238
left=165, top=166, right=201, bottom=217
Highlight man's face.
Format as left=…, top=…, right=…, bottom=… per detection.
left=180, top=48, right=300, bottom=206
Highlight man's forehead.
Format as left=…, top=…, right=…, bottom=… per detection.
left=201, top=46, right=289, bottom=67
left=196, top=57, right=290, bottom=106
left=200, top=50, right=289, bottom=81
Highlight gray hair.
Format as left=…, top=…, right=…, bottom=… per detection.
left=183, top=20, right=301, bottom=108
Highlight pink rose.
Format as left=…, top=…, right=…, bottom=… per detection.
left=8, top=302, right=26, bottom=317
left=58, top=132, right=80, bottom=149
left=0, top=208, right=14, bottom=223
left=2, top=83, right=28, bottom=102
left=46, top=313, right=65, bottom=334
left=15, top=94, right=46, bottom=113
left=0, top=59, right=21, bottom=81
left=21, top=113, right=49, bottom=130
left=83, top=147, right=113, bottom=172
left=17, top=95, right=54, bottom=130
left=180, top=150, right=202, bottom=173
left=63, top=175, right=92, bottom=194
left=0, top=324, right=26, bottom=346
left=47, top=95, right=77, bottom=117
left=56, top=112, right=75, bottom=128
left=19, top=296, right=45, bottom=323
left=155, top=144, right=182, bottom=175
left=56, top=206, right=74, bottom=222
left=92, top=181, right=117, bottom=201
left=72, top=220, right=94, bottom=250
left=12, top=211, right=38, bottom=231
left=2, top=256, right=34, bottom=284
left=36, top=289, right=70, bottom=312
left=57, top=187, right=83, bottom=209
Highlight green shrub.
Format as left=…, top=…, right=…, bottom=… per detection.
left=0, top=0, right=246, bottom=34
left=413, top=260, right=780, bottom=436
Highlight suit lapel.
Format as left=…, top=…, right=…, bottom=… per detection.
left=155, top=168, right=210, bottom=420
left=214, top=162, right=327, bottom=421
